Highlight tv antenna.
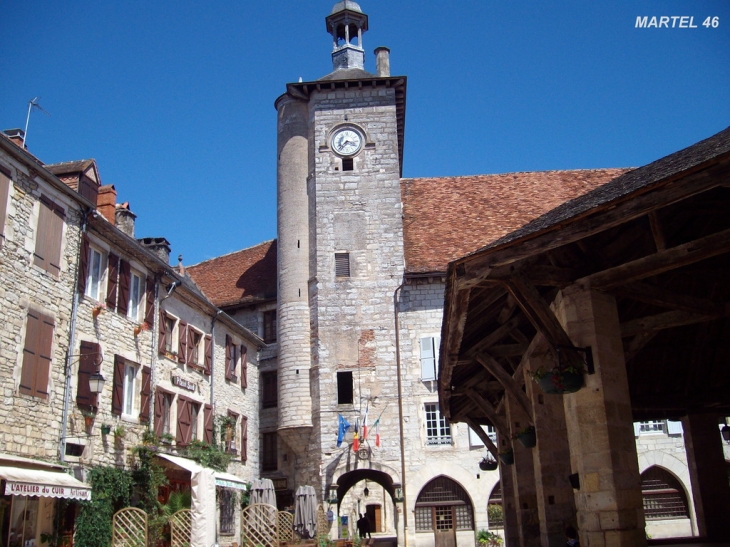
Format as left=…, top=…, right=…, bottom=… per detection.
left=23, top=97, right=51, bottom=148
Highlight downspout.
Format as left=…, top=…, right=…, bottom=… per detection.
left=149, top=276, right=160, bottom=425
left=60, top=210, right=90, bottom=463
left=393, top=281, right=408, bottom=547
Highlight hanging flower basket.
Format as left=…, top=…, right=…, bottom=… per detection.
left=498, top=449, right=514, bottom=465
left=514, top=426, right=536, bottom=448
left=533, top=367, right=584, bottom=395
left=479, top=456, right=499, bottom=471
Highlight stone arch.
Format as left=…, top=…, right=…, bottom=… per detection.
left=330, top=460, right=401, bottom=502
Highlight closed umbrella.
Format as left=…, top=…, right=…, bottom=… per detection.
left=294, top=485, right=317, bottom=539
left=250, top=478, right=277, bottom=507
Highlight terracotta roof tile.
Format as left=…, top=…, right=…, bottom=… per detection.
left=186, top=240, right=277, bottom=308
left=401, top=169, right=630, bottom=274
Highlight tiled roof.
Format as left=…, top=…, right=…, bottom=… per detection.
left=186, top=240, right=277, bottom=308
left=45, top=159, right=95, bottom=175
left=401, top=169, right=630, bottom=274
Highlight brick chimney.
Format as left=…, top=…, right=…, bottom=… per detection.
left=115, top=202, right=136, bottom=237
left=97, top=185, right=117, bottom=223
left=138, top=237, right=171, bottom=265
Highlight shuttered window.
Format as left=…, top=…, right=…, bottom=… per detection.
left=178, top=321, right=188, bottom=363
left=0, top=167, right=10, bottom=245
left=241, top=416, right=248, bottom=462
left=117, top=260, right=131, bottom=316
left=225, top=411, right=238, bottom=454
left=225, top=335, right=236, bottom=381
left=262, top=432, right=277, bottom=471
left=122, top=362, right=137, bottom=416
left=240, top=345, right=248, bottom=388
left=204, top=335, right=212, bottom=376
left=420, top=336, right=440, bottom=381
left=33, top=195, right=65, bottom=276
left=20, top=310, right=54, bottom=399
left=139, top=366, right=151, bottom=424
left=154, top=388, right=173, bottom=437
left=177, top=396, right=193, bottom=446
left=76, top=341, right=101, bottom=409
left=335, top=253, right=350, bottom=277
left=263, top=310, right=276, bottom=343
left=203, top=404, right=213, bottom=444
left=128, top=271, right=144, bottom=321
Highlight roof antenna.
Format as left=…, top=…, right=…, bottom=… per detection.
left=23, top=97, right=51, bottom=148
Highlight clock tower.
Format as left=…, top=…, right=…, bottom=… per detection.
left=275, top=0, right=407, bottom=510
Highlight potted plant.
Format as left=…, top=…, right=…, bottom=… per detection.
left=91, top=302, right=106, bottom=318
left=498, top=448, right=514, bottom=465
left=80, top=409, right=96, bottom=429
left=532, top=364, right=584, bottom=394
left=113, top=425, right=126, bottom=448
left=513, top=425, right=536, bottom=448
left=161, top=432, right=175, bottom=445
left=133, top=322, right=150, bottom=337
left=100, top=424, right=111, bottom=435
left=479, top=455, right=499, bottom=471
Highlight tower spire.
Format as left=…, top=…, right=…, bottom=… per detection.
left=325, top=1, right=369, bottom=71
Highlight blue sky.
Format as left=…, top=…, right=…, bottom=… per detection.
left=2, top=1, right=728, bottom=266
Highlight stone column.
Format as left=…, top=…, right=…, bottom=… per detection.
left=504, top=396, right=540, bottom=547
left=553, top=286, right=645, bottom=547
left=524, top=350, right=577, bottom=546
left=682, top=413, right=730, bottom=540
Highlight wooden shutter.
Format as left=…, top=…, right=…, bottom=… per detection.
left=76, top=340, right=100, bottom=409
left=178, top=321, right=187, bottom=363
left=154, top=388, right=166, bottom=437
left=225, top=335, right=233, bottom=380
left=420, top=337, right=436, bottom=381
left=118, top=259, right=130, bottom=316
left=240, top=345, right=248, bottom=388
left=241, top=416, right=248, bottom=462
left=112, top=354, right=125, bottom=416
left=47, top=201, right=65, bottom=276
left=158, top=310, right=167, bottom=354
left=33, top=196, right=52, bottom=272
left=144, top=276, right=155, bottom=326
left=20, top=310, right=54, bottom=399
left=177, top=397, right=192, bottom=446
left=106, top=253, right=119, bottom=310
left=204, top=404, right=213, bottom=444
left=139, top=366, right=151, bottom=424
left=0, top=170, right=9, bottom=244
left=204, top=335, right=212, bottom=375
left=186, top=327, right=196, bottom=365
left=78, top=235, right=89, bottom=297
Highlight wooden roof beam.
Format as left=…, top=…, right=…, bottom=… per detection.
left=620, top=309, right=729, bottom=338
left=464, top=416, right=499, bottom=458
left=475, top=352, right=533, bottom=424
left=612, top=282, right=727, bottom=316
left=466, top=388, right=509, bottom=438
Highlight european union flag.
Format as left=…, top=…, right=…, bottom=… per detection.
left=337, top=414, right=351, bottom=447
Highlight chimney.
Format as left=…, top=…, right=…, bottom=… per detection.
left=97, top=185, right=117, bottom=223
left=375, top=47, right=390, bottom=77
left=138, top=237, right=171, bottom=264
left=3, top=129, right=26, bottom=149
left=115, top=202, right=136, bottom=237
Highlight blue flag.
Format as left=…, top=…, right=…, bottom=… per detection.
left=337, top=414, right=351, bottom=447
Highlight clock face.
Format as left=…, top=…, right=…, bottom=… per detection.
left=332, top=128, right=363, bottom=156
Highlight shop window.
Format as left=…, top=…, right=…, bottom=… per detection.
left=262, top=371, right=278, bottom=409
left=337, top=371, right=353, bottom=404
left=262, top=432, right=277, bottom=471
left=33, top=195, right=65, bottom=276
left=219, top=488, right=235, bottom=534
left=20, top=309, right=54, bottom=399
left=8, top=495, right=40, bottom=546
left=263, top=310, right=277, bottom=343
left=425, top=403, right=451, bottom=445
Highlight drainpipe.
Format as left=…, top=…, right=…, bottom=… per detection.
left=149, top=276, right=160, bottom=424
left=60, top=211, right=90, bottom=463
left=210, top=310, right=223, bottom=408
left=393, top=281, right=408, bottom=547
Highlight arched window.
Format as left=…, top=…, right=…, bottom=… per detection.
left=487, top=482, right=504, bottom=528
left=641, top=466, right=689, bottom=520
left=414, top=476, right=473, bottom=532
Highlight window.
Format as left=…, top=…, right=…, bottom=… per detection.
left=225, top=412, right=238, bottom=454
left=225, top=335, right=238, bottom=382
left=190, top=329, right=202, bottom=365
left=154, top=389, right=174, bottom=437
left=162, top=314, right=176, bottom=353
left=342, top=158, right=354, bottom=171
left=420, top=336, right=440, bottom=381
left=337, top=371, right=353, bottom=404
left=219, top=488, right=235, bottom=534
left=123, top=362, right=138, bottom=416
left=425, top=403, right=451, bottom=445
left=33, top=195, right=65, bottom=276
left=262, top=371, right=278, bottom=409
left=128, top=271, right=144, bottom=320
left=415, top=477, right=473, bottom=532
left=335, top=253, right=351, bottom=277
left=0, top=165, right=11, bottom=245
left=76, top=341, right=101, bottom=409
left=641, top=466, right=690, bottom=520
left=262, top=432, right=277, bottom=471
left=86, top=247, right=104, bottom=300
left=263, top=310, right=277, bottom=343
left=468, top=424, right=497, bottom=448
left=190, top=402, right=200, bottom=441
left=20, top=309, right=54, bottom=399
left=638, top=421, right=665, bottom=434
left=176, top=397, right=200, bottom=446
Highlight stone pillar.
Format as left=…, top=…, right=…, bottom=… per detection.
left=499, top=444, right=520, bottom=547
left=504, top=396, right=540, bottom=546
left=553, top=286, right=645, bottom=547
left=524, top=349, right=577, bottom=547
left=682, top=413, right=730, bottom=540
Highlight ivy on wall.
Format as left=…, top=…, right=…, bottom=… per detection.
left=74, top=466, right=133, bottom=547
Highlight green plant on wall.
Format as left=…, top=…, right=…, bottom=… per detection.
left=74, top=466, right=133, bottom=547
left=131, top=443, right=169, bottom=546
left=182, top=439, right=232, bottom=472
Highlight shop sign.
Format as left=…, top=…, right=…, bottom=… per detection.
left=5, top=481, right=91, bottom=500
left=273, top=478, right=287, bottom=491
left=172, top=375, right=196, bottom=392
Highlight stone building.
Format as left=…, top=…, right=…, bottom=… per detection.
left=0, top=132, right=262, bottom=547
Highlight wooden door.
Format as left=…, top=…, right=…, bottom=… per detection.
left=433, top=506, right=456, bottom=547
left=366, top=505, right=381, bottom=533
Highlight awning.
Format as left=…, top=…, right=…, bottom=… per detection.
left=214, top=471, right=248, bottom=491
left=157, top=453, right=202, bottom=474
left=0, top=466, right=91, bottom=501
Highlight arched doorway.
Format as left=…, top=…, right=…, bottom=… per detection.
left=641, top=466, right=692, bottom=539
left=332, top=468, right=399, bottom=538
left=414, top=476, right=474, bottom=547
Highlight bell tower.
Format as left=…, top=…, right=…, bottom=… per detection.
left=326, top=1, right=369, bottom=71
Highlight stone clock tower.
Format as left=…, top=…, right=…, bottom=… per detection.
left=275, top=0, right=408, bottom=514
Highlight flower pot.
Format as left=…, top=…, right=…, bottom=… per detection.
left=498, top=451, right=514, bottom=465
left=101, top=424, right=111, bottom=435
left=92, top=308, right=101, bottom=319
left=517, top=427, right=536, bottom=448
left=84, top=415, right=94, bottom=428
left=538, top=370, right=583, bottom=394
left=479, top=458, right=499, bottom=471
left=133, top=326, right=142, bottom=337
